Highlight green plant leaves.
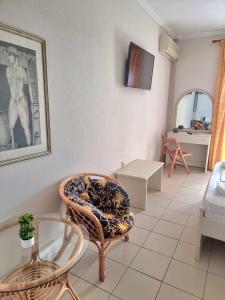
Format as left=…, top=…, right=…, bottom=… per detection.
left=18, top=213, right=35, bottom=240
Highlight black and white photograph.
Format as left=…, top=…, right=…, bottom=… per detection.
left=0, top=23, right=50, bottom=166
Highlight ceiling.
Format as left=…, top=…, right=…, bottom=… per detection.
left=140, top=0, right=225, bottom=39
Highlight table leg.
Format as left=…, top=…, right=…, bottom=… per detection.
left=66, top=280, right=80, bottom=300
left=116, top=175, right=147, bottom=210
left=148, top=167, right=163, bottom=191
left=205, top=144, right=210, bottom=173
left=196, top=208, right=204, bottom=260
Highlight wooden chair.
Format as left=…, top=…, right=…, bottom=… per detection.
left=160, top=136, right=192, bottom=177
left=59, top=173, right=134, bottom=282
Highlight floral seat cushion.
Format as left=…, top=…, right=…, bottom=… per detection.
left=64, top=176, right=134, bottom=238
left=101, top=208, right=134, bottom=238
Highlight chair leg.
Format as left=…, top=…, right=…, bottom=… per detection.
left=99, top=242, right=106, bottom=282
left=168, top=152, right=177, bottom=177
left=66, top=279, right=81, bottom=300
left=180, top=151, right=190, bottom=174
left=160, top=145, right=166, bottom=162
left=124, top=234, right=129, bottom=242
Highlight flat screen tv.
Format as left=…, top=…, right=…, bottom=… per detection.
left=125, top=42, right=155, bottom=90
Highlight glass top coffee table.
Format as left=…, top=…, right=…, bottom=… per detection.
left=0, top=214, right=87, bottom=300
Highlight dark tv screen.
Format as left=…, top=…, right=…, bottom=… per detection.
left=125, top=42, right=155, bottom=90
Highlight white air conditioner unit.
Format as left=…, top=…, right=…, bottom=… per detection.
left=159, top=35, right=179, bottom=61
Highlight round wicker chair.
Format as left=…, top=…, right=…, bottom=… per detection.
left=59, top=173, right=134, bottom=282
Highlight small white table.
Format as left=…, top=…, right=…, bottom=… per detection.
left=115, top=159, right=164, bottom=209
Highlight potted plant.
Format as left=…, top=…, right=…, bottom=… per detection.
left=19, top=213, right=35, bottom=248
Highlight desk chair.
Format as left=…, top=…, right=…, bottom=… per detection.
left=160, top=136, right=192, bottom=177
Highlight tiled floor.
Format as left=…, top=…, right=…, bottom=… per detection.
left=63, top=167, right=225, bottom=300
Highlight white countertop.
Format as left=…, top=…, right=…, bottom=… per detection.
left=168, top=131, right=211, bottom=137
left=114, top=159, right=164, bottom=180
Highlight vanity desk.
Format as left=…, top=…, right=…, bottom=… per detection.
left=167, top=131, right=211, bottom=173
left=171, top=89, right=213, bottom=172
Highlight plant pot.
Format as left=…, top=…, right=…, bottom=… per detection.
left=21, top=236, right=34, bottom=248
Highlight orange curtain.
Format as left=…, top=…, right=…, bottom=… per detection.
left=209, top=40, right=225, bottom=170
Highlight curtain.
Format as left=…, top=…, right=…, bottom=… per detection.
left=209, top=40, right=225, bottom=170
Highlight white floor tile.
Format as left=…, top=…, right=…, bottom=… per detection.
left=128, top=225, right=150, bottom=246
left=113, top=268, right=160, bottom=300
left=181, top=181, right=205, bottom=191
left=164, top=260, right=206, bottom=298
left=134, top=213, right=158, bottom=230
left=143, top=232, right=178, bottom=257
left=148, top=190, right=175, bottom=200
left=157, top=283, right=201, bottom=300
left=81, top=257, right=126, bottom=293
left=186, top=215, right=200, bottom=230
left=131, top=248, right=170, bottom=280
left=70, top=250, right=98, bottom=276
left=107, top=240, right=140, bottom=266
left=162, top=180, right=181, bottom=191
left=204, top=273, right=225, bottom=300
left=154, top=220, right=184, bottom=239
left=168, top=201, right=193, bottom=214
left=181, top=227, right=198, bottom=245
left=130, top=207, right=141, bottom=213
left=174, top=241, right=209, bottom=270
left=145, top=202, right=165, bottom=218
left=208, top=241, right=225, bottom=279
left=177, top=186, right=204, bottom=198
left=162, top=208, right=189, bottom=225
left=191, top=206, right=201, bottom=217
left=148, top=195, right=172, bottom=208
left=62, top=277, right=110, bottom=300
left=174, top=193, right=202, bottom=205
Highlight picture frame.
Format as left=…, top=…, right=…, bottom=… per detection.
left=0, top=23, right=51, bottom=166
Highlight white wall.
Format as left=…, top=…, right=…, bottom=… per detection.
left=0, top=0, right=171, bottom=221
left=166, top=35, right=223, bottom=130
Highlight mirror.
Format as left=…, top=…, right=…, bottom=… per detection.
left=175, top=90, right=213, bottom=130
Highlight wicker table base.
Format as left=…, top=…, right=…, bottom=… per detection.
left=1, top=261, right=79, bottom=300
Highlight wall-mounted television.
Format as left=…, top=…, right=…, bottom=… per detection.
left=125, top=42, right=155, bottom=90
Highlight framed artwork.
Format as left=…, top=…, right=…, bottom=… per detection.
left=0, top=23, right=51, bottom=166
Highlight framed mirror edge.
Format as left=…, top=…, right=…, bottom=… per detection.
left=173, top=88, right=213, bottom=133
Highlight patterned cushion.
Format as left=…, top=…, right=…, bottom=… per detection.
left=69, top=195, right=134, bottom=238
left=106, top=212, right=134, bottom=238
left=87, top=179, right=130, bottom=212
left=102, top=208, right=134, bottom=238
left=64, top=176, right=91, bottom=197
left=69, top=195, right=110, bottom=232
left=64, top=176, right=134, bottom=238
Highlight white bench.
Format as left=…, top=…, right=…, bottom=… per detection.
left=114, top=159, right=164, bottom=210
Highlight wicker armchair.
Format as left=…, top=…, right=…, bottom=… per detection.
left=59, top=173, right=134, bottom=282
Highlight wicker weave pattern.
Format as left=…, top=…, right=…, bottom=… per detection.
left=2, top=262, right=64, bottom=300
left=67, top=203, right=101, bottom=241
